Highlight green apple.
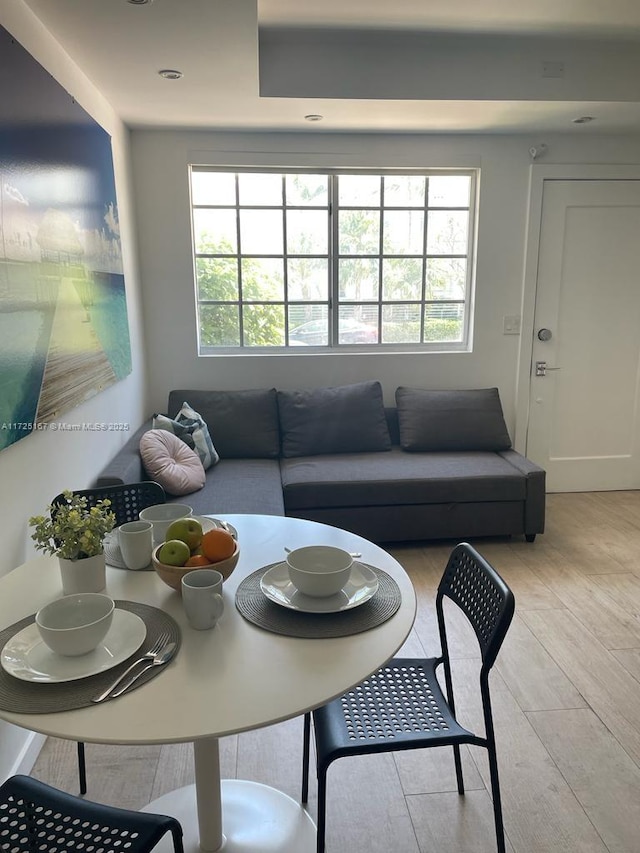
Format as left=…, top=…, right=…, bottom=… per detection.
left=158, top=539, right=191, bottom=567
left=166, top=518, right=203, bottom=551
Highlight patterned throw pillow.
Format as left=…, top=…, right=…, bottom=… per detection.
left=153, top=401, right=219, bottom=470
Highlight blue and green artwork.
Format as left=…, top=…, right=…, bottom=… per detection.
left=0, top=25, right=132, bottom=451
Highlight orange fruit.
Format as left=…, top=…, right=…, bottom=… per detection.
left=184, top=554, right=213, bottom=568
left=201, top=528, right=236, bottom=563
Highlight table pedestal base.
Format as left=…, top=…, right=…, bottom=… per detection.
left=142, top=780, right=317, bottom=852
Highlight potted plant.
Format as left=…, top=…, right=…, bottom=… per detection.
left=29, top=490, right=116, bottom=594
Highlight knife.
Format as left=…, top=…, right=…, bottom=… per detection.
left=108, top=642, right=176, bottom=699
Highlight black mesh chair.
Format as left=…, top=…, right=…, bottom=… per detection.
left=301, top=542, right=515, bottom=853
left=51, top=482, right=166, bottom=528
left=0, top=774, right=183, bottom=853
left=51, top=481, right=166, bottom=795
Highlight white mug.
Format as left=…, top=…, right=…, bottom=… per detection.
left=118, top=520, right=153, bottom=570
left=182, top=569, right=224, bottom=630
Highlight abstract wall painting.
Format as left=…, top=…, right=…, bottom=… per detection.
left=0, top=25, right=132, bottom=452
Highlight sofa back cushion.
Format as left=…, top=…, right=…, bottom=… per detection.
left=277, top=381, right=391, bottom=458
left=395, top=387, right=512, bottom=452
left=166, top=389, right=280, bottom=459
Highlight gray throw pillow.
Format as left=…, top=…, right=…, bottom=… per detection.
left=395, top=387, right=512, bottom=452
left=153, top=401, right=219, bottom=470
left=166, top=389, right=280, bottom=459
left=278, top=381, right=391, bottom=458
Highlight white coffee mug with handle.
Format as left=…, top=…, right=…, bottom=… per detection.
left=118, top=520, right=153, bottom=571
left=181, top=569, right=224, bottom=630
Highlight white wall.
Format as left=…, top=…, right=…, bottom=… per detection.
left=131, top=128, right=640, bottom=446
left=0, top=0, right=147, bottom=778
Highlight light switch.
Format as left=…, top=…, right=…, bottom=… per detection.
left=503, top=315, right=521, bottom=335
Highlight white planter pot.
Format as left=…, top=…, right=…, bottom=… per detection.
left=58, top=553, right=106, bottom=595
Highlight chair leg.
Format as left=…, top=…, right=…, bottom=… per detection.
left=486, top=743, right=507, bottom=853
left=170, top=824, right=185, bottom=853
left=77, top=742, right=87, bottom=795
left=302, top=712, right=311, bottom=804
left=452, top=743, right=465, bottom=794
left=316, top=763, right=328, bottom=853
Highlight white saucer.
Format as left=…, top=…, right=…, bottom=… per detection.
left=105, top=516, right=237, bottom=570
left=1, top=609, right=147, bottom=683
left=260, top=562, right=379, bottom=613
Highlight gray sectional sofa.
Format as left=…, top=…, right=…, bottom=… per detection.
left=96, top=382, right=545, bottom=544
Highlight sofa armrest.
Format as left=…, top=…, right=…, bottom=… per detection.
left=498, top=449, right=546, bottom=535
left=94, top=419, right=153, bottom=486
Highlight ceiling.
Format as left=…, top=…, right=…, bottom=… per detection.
left=18, top=0, right=640, bottom=134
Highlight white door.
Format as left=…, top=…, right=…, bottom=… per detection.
left=526, top=179, right=640, bottom=493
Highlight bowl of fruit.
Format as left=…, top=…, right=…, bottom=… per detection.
left=151, top=517, right=239, bottom=592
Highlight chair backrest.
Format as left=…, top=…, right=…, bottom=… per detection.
left=0, top=774, right=183, bottom=853
left=52, top=482, right=166, bottom=527
left=437, top=542, right=515, bottom=671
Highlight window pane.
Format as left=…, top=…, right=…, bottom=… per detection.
left=288, top=258, right=328, bottom=300
left=339, top=175, right=380, bottom=207
left=339, top=210, right=380, bottom=254
left=382, top=303, right=421, bottom=343
left=194, top=209, right=237, bottom=254
left=424, top=302, right=464, bottom=342
left=239, top=209, right=283, bottom=254
left=199, top=304, right=239, bottom=346
left=286, top=174, right=328, bottom=206
left=241, top=258, right=284, bottom=301
left=288, top=314, right=329, bottom=346
left=428, top=175, right=471, bottom=207
left=383, top=210, right=424, bottom=254
left=426, top=258, right=467, bottom=300
left=338, top=306, right=379, bottom=344
left=382, top=258, right=422, bottom=301
left=286, top=210, right=328, bottom=254
left=426, top=211, right=469, bottom=255
left=243, top=305, right=285, bottom=346
left=339, top=258, right=379, bottom=301
left=196, top=257, right=238, bottom=300
left=238, top=173, right=282, bottom=206
left=192, top=171, right=236, bottom=206
left=383, top=175, right=425, bottom=207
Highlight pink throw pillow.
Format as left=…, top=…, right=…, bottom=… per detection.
left=139, top=430, right=205, bottom=496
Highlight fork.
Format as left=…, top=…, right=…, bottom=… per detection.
left=91, top=631, right=170, bottom=703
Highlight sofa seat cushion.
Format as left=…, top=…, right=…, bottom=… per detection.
left=280, top=447, right=527, bottom=510
left=165, top=459, right=285, bottom=517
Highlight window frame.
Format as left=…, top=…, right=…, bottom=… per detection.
left=190, top=166, right=478, bottom=355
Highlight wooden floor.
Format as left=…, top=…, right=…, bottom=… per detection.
left=31, top=491, right=640, bottom=852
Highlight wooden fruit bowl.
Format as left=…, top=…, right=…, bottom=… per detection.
left=151, top=541, right=240, bottom=592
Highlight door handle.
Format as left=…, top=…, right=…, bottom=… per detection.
left=535, top=361, right=561, bottom=377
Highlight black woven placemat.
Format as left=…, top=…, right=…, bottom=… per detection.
left=235, top=564, right=401, bottom=638
left=0, top=601, right=180, bottom=714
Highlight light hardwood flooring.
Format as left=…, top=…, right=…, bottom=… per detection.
left=31, top=491, right=640, bottom=852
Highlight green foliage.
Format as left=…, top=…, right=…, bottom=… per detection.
left=29, top=490, right=116, bottom=560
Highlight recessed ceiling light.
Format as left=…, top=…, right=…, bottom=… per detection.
left=573, top=115, right=595, bottom=124
left=127, top=0, right=153, bottom=5
left=158, top=69, right=183, bottom=80
left=304, top=114, right=323, bottom=122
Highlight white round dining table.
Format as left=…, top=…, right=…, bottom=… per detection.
left=0, top=514, right=416, bottom=852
